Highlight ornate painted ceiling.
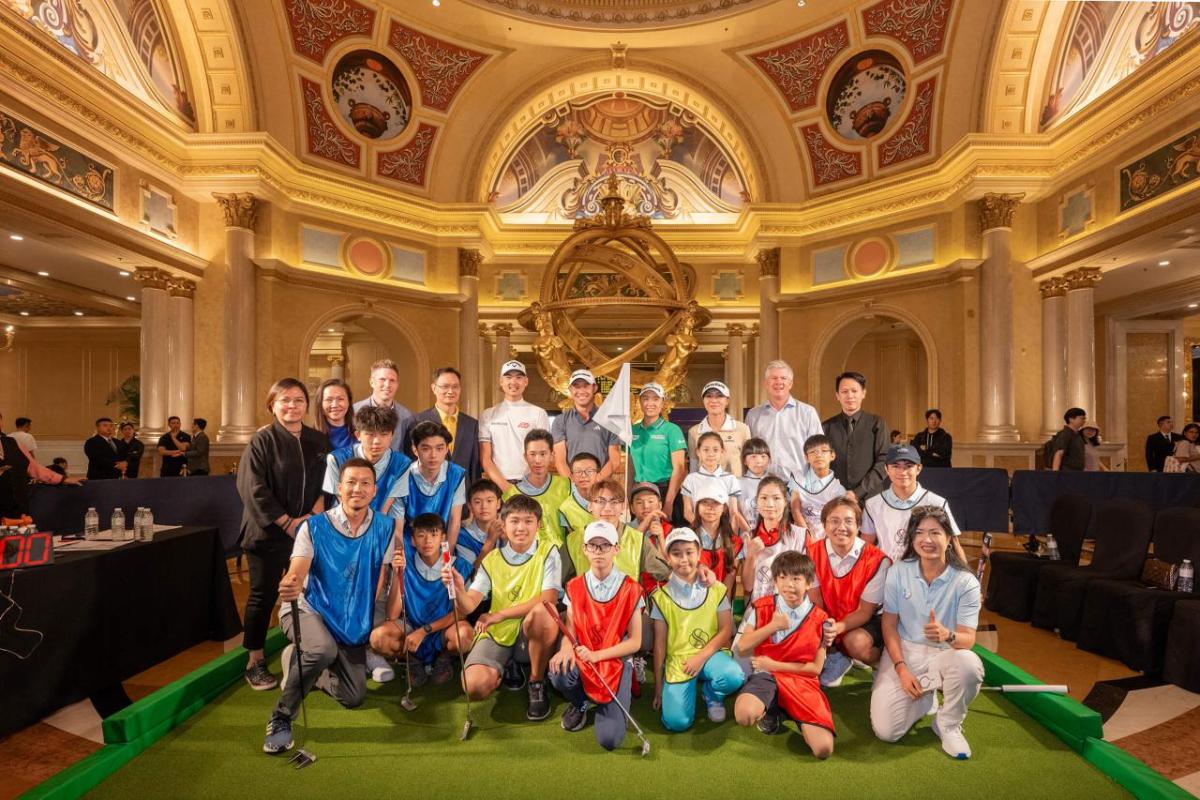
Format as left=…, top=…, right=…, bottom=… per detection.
left=460, top=0, right=775, bottom=28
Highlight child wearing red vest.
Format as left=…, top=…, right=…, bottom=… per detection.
left=548, top=520, right=644, bottom=750
left=733, top=550, right=835, bottom=759
left=631, top=482, right=672, bottom=596
left=693, top=483, right=743, bottom=598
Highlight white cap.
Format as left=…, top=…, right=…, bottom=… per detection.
left=569, top=368, right=597, bottom=385
left=639, top=382, right=666, bottom=398
left=583, top=519, right=619, bottom=546
left=694, top=483, right=729, bottom=505
left=664, top=527, right=701, bottom=550
left=500, top=360, right=527, bottom=377
left=702, top=380, right=731, bottom=397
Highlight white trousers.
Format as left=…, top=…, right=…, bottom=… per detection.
left=870, top=641, right=983, bottom=742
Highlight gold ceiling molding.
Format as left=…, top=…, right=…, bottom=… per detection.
left=462, top=0, right=772, bottom=28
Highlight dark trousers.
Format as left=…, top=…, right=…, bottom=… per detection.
left=243, top=548, right=291, bottom=652
left=275, top=607, right=366, bottom=719
left=550, top=661, right=631, bottom=751
left=655, top=481, right=686, bottom=527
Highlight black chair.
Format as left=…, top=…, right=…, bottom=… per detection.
left=1076, top=508, right=1200, bottom=672
left=1031, top=498, right=1154, bottom=640
left=1164, top=599, right=1200, bottom=692
left=985, top=493, right=1091, bottom=621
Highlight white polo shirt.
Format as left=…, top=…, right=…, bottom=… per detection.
left=745, top=396, right=824, bottom=477
left=478, top=399, right=550, bottom=480
left=787, top=468, right=845, bottom=540
left=860, top=485, right=960, bottom=563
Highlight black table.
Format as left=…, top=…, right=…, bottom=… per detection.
left=0, top=526, right=242, bottom=738
left=1011, top=470, right=1200, bottom=533
left=916, top=467, right=1011, bottom=533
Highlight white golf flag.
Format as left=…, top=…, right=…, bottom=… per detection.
left=594, top=363, right=633, bottom=446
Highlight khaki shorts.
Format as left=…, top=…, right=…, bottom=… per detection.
left=463, top=630, right=531, bottom=673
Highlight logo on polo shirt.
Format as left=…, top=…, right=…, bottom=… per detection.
left=509, top=586, right=523, bottom=602
left=688, top=628, right=711, bottom=649
left=518, top=422, right=531, bottom=430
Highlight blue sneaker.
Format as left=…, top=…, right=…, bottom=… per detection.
left=263, top=713, right=293, bottom=754
left=820, top=650, right=854, bottom=687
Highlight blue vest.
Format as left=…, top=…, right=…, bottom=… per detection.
left=305, top=511, right=393, bottom=646
left=329, top=446, right=412, bottom=513
left=403, top=556, right=472, bottom=663
left=400, top=462, right=466, bottom=564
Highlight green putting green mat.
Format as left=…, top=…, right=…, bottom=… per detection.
left=87, top=657, right=1130, bottom=800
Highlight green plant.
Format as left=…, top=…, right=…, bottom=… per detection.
left=105, top=374, right=140, bottom=422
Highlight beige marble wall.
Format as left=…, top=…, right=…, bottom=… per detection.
left=1125, top=331, right=1170, bottom=471
left=845, top=328, right=929, bottom=436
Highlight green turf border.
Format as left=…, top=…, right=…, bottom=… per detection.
left=21, top=630, right=285, bottom=800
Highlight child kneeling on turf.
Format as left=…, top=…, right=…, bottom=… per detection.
left=650, top=528, right=745, bottom=731
left=369, top=513, right=474, bottom=687
left=734, top=550, right=835, bottom=759
left=549, top=520, right=643, bottom=749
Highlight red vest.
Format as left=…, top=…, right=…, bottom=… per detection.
left=808, top=536, right=887, bottom=622
left=750, top=594, right=834, bottom=731
left=699, top=532, right=744, bottom=582
left=639, top=525, right=671, bottom=597
left=565, top=574, right=642, bottom=704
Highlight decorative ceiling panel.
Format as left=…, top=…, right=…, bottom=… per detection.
left=283, top=0, right=377, bottom=64
left=747, top=21, right=851, bottom=113
left=386, top=23, right=490, bottom=112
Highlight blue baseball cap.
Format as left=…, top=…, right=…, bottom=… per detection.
left=886, top=443, right=921, bottom=465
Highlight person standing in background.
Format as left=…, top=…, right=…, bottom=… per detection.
left=1145, top=416, right=1182, bottom=472
left=352, top=359, right=414, bottom=453
left=410, top=367, right=480, bottom=483
left=118, top=422, right=144, bottom=479
left=157, top=415, right=191, bottom=477
left=188, top=418, right=211, bottom=476
left=1049, top=408, right=1087, bottom=472
left=631, top=382, right=687, bottom=525
left=912, top=409, right=953, bottom=469
left=10, top=418, right=36, bottom=460
left=686, top=381, right=751, bottom=476
left=822, top=372, right=888, bottom=502
left=479, top=360, right=550, bottom=492
left=745, top=360, right=824, bottom=478
left=84, top=417, right=127, bottom=480
left=314, top=378, right=355, bottom=452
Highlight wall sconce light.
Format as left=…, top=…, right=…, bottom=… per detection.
left=1, top=324, right=14, bottom=352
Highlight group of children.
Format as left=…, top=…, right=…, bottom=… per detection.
left=264, top=412, right=980, bottom=762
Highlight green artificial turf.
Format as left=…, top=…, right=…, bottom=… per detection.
left=88, top=657, right=1130, bottom=800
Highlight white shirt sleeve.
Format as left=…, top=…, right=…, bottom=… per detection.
left=452, top=479, right=467, bottom=507
left=943, top=501, right=962, bottom=536
left=292, top=521, right=314, bottom=560
left=956, top=574, right=982, bottom=629
left=733, top=606, right=757, bottom=651
left=469, top=566, right=492, bottom=597
left=681, top=473, right=697, bottom=498
left=882, top=566, right=902, bottom=615
left=322, top=453, right=339, bottom=496
left=859, top=502, right=877, bottom=536
left=477, top=407, right=494, bottom=443
left=543, top=547, right=564, bottom=597
left=860, top=558, right=890, bottom=605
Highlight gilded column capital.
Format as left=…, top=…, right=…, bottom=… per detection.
left=755, top=247, right=780, bottom=278
left=978, top=192, right=1025, bottom=232
left=493, top=322, right=514, bottom=337
left=133, top=267, right=171, bottom=290
left=747, top=323, right=760, bottom=339
left=213, top=192, right=258, bottom=230
left=721, top=346, right=729, bottom=360
left=167, top=277, right=197, bottom=299
left=1065, top=267, right=1102, bottom=290
left=459, top=248, right=483, bottom=278
left=478, top=322, right=492, bottom=339
left=327, top=354, right=345, bottom=365
left=1038, top=277, right=1067, bottom=299
left=727, top=323, right=747, bottom=338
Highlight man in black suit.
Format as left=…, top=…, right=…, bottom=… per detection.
left=84, top=417, right=127, bottom=480
left=1145, top=415, right=1183, bottom=472
left=409, top=367, right=480, bottom=483
left=821, top=371, right=888, bottom=502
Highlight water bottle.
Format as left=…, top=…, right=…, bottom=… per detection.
left=1046, top=535, right=1060, bottom=561
left=1180, top=560, right=1195, bottom=594
left=144, top=507, right=155, bottom=540
left=84, top=507, right=99, bottom=540
left=111, top=508, right=126, bottom=541
left=133, top=508, right=145, bottom=541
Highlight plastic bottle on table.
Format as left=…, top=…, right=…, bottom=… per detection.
left=1046, top=535, right=1060, bottom=561
left=144, top=507, right=154, bottom=539
left=84, top=507, right=99, bottom=540
left=111, top=508, right=126, bottom=541
left=1179, top=560, right=1194, bottom=594
left=134, top=508, right=145, bottom=541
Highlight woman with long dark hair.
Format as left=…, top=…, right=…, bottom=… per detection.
left=870, top=506, right=983, bottom=760
left=314, top=378, right=355, bottom=451
left=237, top=378, right=329, bottom=690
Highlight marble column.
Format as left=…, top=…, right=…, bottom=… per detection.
left=459, top=249, right=482, bottom=415
left=167, top=277, right=196, bottom=428
left=493, top=323, right=513, bottom=395
left=755, top=248, right=780, bottom=406
left=1065, top=267, right=1102, bottom=415
left=213, top=193, right=259, bottom=443
left=1040, top=278, right=1068, bottom=437
left=479, top=323, right=494, bottom=408
left=726, top=323, right=746, bottom=414
left=976, top=193, right=1023, bottom=442
left=134, top=268, right=171, bottom=439
left=328, top=355, right=345, bottom=381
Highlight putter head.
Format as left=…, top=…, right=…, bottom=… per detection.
left=639, top=739, right=651, bottom=758
left=399, top=693, right=418, bottom=712
left=459, top=718, right=473, bottom=741
left=289, top=749, right=316, bottom=769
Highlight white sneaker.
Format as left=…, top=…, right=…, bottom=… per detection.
left=820, top=651, right=854, bottom=687
left=932, top=717, right=971, bottom=760
left=366, top=649, right=395, bottom=683
left=706, top=700, right=727, bottom=723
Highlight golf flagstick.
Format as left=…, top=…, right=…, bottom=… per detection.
left=443, top=542, right=474, bottom=740
left=541, top=600, right=651, bottom=757
left=287, top=600, right=316, bottom=769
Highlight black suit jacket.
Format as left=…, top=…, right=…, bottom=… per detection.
left=822, top=411, right=888, bottom=498
left=84, top=434, right=127, bottom=480
left=410, top=408, right=480, bottom=484
left=1145, top=432, right=1183, bottom=472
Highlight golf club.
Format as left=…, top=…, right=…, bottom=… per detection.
left=287, top=599, right=317, bottom=769
left=982, top=684, right=1069, bottom=694
left=395, top=563, right=418, bottom=712
left=442, top=543, right=474, bottom=740
left=541, top=600, right=651, bottom=757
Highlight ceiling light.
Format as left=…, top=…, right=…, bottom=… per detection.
left=327, top=327, right=336, bottom=332
left=9, top=234, right=23, bottom=241
left=19, top=311, right=29, bottom=316
left=36, top=270, right=49, bottom=276
left=1189, top=303, right=1199, bottom=309
left=1159, top=260, right=1171, bottom=267
left=119, top=270, right=130, bottom=277
left=126, top=295, right=136, bottom=301
left=432, top=0, right=440, bottom=5
left=73, top=310, right=84, bottom=316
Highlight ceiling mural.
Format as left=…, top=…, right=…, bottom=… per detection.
left=461, top=0, right=773, bottom=28
left=282, top=0, right=376, bottom=64
left=1040, top=1, right=1200, bottom=131
left=377, top=122, right=437, bottom=187
left=491, top=94, right=747, bottom=223
left=0, top=105, right=115, bottom=210
left=1, top=0, right=194, bottom=125
left=742, top=1, right=951, bottom=192
left=301, top=77, right=361, bottom=167
left=330, top=50, right=411, bottom=140
left=387, top=23, right=490, bottom=113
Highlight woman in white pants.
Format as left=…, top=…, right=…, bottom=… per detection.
left=870, top=506, right=984, bottom=759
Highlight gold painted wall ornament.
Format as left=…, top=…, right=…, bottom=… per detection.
left=1038, top=277, right=1067, bottom=299
left=519, top=175, right=710, bottom=396
left=1065, top=267, right=1102, bottom=290
left=977, top=192, right=1024, bottom=232
left=213, top=192, right=257, bottom=230
left=132, top=267, right=171, bottom=291
left=459, top=248, right=482, bottom=278
left=756, top=247, right=780, bottom=278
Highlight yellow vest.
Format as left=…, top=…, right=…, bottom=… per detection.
left=650, top=581, right=728, bottom=684
left=567, top=523, right=643, bottom=579
left=558, top=492, right=594, bottom=535
left=502, top=474, right=570, bottom=547
left=479, top=538, right=555, bottom=646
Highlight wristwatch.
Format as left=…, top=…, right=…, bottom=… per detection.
left=947, top=630, right=957, bottom=645
left=422, top=623, right=433, bottom=635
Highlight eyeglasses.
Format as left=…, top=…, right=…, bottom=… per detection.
left=584, top=542, right=614, bottom=553
left=275, top=397, right=307, bottom=407
left=340, top=479, right=376, bottom=489
left=572, top=468, right=598, bottom=477
left=592, top=496, right=621, bottom=507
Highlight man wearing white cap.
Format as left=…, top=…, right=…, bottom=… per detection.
left=745, top=360, right=824, bottom=477
left=687, top=380, right=752, bottom=476
left=631, top=382, right=688, bottom=525
left=479, top=360, right=550, bottom=493
left=551, top=369, right=620, bottom=480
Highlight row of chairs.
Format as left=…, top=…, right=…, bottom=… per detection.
left=984, top=496, right=1200, bottom=691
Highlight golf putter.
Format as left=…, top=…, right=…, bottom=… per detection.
left=397, top=566, right=418, bottom=712
left=443, top=543, right=474, bottom=740
left=541, top=600, right=651, bottom=757
left=287, top=600, right=317, bottom=769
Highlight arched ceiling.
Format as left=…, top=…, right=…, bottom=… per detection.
left=459, top=0, right=775, bottom=29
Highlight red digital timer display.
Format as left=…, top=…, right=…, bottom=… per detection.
left=1, top=533, right=54, bottom=570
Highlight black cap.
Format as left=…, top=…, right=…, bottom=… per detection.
left=886, top=443, right=921, bottom=465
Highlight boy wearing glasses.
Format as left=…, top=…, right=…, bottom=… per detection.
left=787, top=434, right=845, bottom=540
left=860, top=444, right=966, bottom=564
left=558, top=451, right=601, bottom=535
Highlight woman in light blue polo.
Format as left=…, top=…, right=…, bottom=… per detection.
left=870, top=506, right=983, bottom=760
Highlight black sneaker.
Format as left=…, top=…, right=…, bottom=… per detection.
left=502, top=659, right=527, bottom=691
left=245, top=659, right=278, bottom=691
left=526, top=679, right=551, bottom=721
left=757, top=709, right=782, bottom=735
left=262, top=713, right=293, bottom=754
left=560, top=703, right=587, bottom=732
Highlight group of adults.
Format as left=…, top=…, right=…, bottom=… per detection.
left=1145, top=415, right=1200, bottom=473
